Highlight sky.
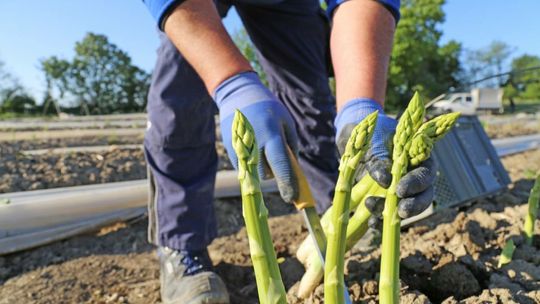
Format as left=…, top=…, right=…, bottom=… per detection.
left=0, top=1, right=538, bottom=99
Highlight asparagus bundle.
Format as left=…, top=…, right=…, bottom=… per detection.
left=324, top=111, right=378, bottom=304
left=297, top=110, right=459, bottom=299
left=524, top=173, right=540, bottom=245
left=232, top=110, right=287, bottom=304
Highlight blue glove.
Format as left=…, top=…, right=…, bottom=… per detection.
left=214, top=72, right=299, bottom=202
left=335, top=98, right=436, bottom=220
left=335, top=98, right=397, bottom=187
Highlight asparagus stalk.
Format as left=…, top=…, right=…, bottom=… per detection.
left=379, top=98, right=459, bottom=303
left=379, top=92, right=425, bottom=304
left=297, top=179, right=383, bottom=298
left=498, top=239, right=515, bottom=268
left=325, top=111, right=378, bottom=304
left=346, top=183, right=386, bottom=249
left=232, top=110, right=287, bottom=304
left=296, top=174, right=374, bottom=265
left=524, top=173, right=540, bottom=245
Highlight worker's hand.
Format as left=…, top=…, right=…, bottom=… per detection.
left=335, top=98, right=396, bottom=188
left=215, top=71, right=299, bottom=203
left=364, top=158, right=437, bottom=225
left=335, top=98, right=436, bottom=223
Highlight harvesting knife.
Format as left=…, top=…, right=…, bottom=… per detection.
left=286, top=147, right=352, bottom=304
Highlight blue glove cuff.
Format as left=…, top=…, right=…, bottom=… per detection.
left=334, top=98, right=383, bottom=133
left=335, top=98, right=396, bottom=160
left=213, top=71, right=274, bottom=116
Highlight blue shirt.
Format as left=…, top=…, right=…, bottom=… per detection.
left=142, top=0, right=400, bottom=30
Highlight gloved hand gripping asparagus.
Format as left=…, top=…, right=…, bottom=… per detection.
left=296, top=94, right=460, bottom=300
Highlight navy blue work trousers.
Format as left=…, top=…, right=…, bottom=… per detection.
left=144, top=0, right=338, bottom=251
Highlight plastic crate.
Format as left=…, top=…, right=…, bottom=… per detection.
left=431, top=115, right=511, bottom=209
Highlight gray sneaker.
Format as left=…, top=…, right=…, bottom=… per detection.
left=158, top=247, right=230, bottom=304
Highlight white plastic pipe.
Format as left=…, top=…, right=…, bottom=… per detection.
left=0, top=128, right=145, bottom=141
left=0, top=208, right=145, bottom=255
left=0, top=170, right=278, bottom=254
left=22, top=144, right=143, bottom=156
left=0, top=170, right=277, bottom=235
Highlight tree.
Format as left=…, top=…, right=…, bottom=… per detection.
left=479, top=41, right=514, bottom=86
left=41, top=56, right=70, bottom=114
left=41, top=33, right=151, bottom=114
left=0, top=91, right=36, bottom=114
left=0, top=59, right=19, bottom=95
left=462, top=41, right=514, bottom=88
left=0, top=59, right=37, bottom=114
left=386, top=0, right=462, bottom=111
left=504, top=54, right=540, bottom=101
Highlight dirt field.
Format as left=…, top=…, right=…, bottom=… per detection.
left=484, top=123, right=540, bottom=139
left=0, top=135, right=232, bottom=193
left=0, top=138, right=539, bottom=303
left=481, top=112, right=540, bottom=139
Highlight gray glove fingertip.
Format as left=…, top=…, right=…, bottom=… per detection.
left=264, top=139, right=298, bottom=203
left=366, top=158, right=392, bottom=188
left=336, top=123, right=356, bottom=156
left=396, top=158, right=437, bottom=198
left=368, top=216, right=383, bottom=231
left=397, top=186, right=434, bottom=219
left=365, top=196, right=385, bottom=216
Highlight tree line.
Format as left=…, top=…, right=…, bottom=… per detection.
left=0, top=33, right=151, bottom=116
left=0, top=0, right=539, bottom=116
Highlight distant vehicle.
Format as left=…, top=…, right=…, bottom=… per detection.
left=428, top=88, right=504, bottom=115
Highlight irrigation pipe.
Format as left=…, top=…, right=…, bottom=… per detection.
left=0, top=170, right=278, bottom=255
left=22, top=144, right=142, bottom=155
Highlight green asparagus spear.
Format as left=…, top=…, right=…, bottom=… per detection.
left=379, top=92, right=425, bottom=304
left=524, top=173, right=540, bottom=245
left=324, top=111, right=378, bottom=304
left=232, top=110, right=287, bottom=304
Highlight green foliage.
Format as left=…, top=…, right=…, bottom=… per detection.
left=504, top=54, right=540, bottom=101
left=1, top=92, right=36, bottom=113
left=40, top=33, right=151, bottom=114
left=386, top=0, right=461, bottom=110
left=387, top=0, right=462, bottom=111
left=0, top=59, right=38, bottom=114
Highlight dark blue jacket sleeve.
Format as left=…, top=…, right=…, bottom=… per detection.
left=326, top=0, right=400, bottom=23
left=143, top=0, right=184, bottom=30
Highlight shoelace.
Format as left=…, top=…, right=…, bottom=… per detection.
left=179, top=250, right=210, bottom=276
